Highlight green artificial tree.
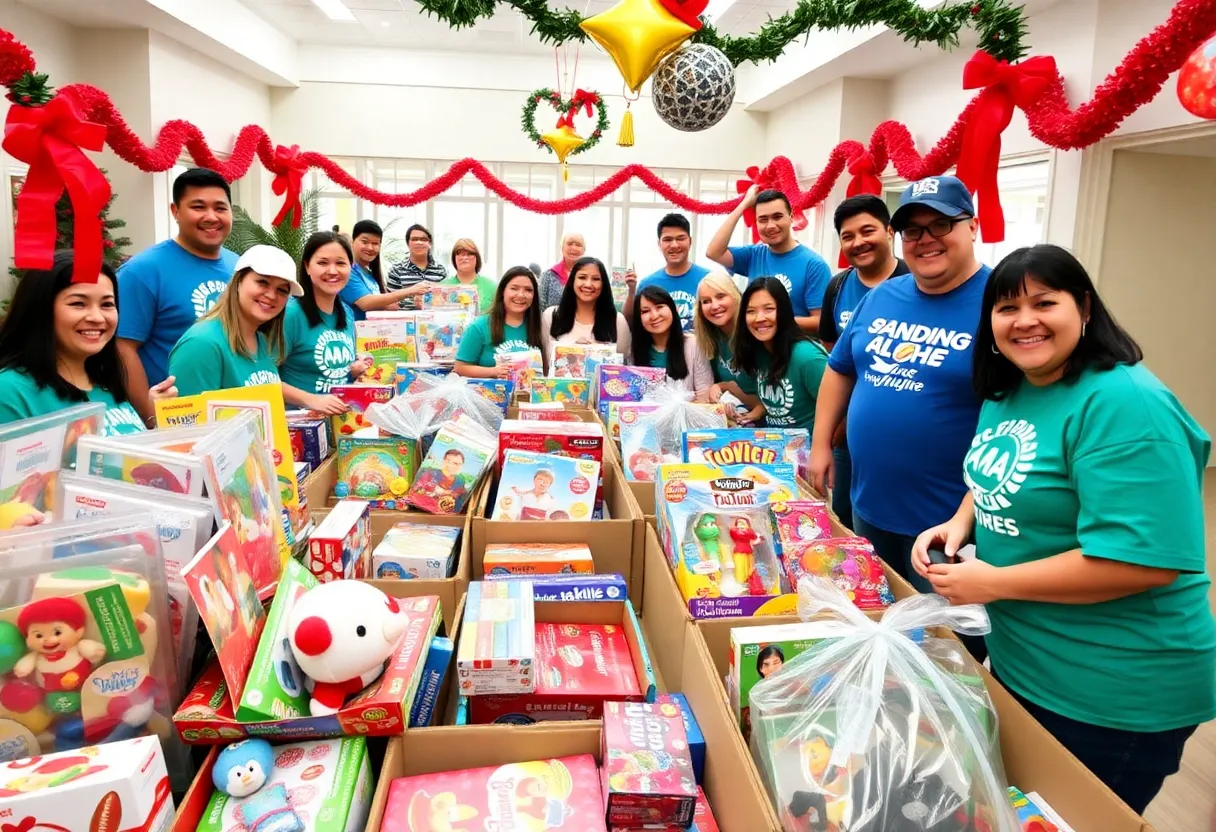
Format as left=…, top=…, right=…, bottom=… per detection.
left=4, top=170, right=132, bottom=310
left=223, top=188, right=321, bottom=263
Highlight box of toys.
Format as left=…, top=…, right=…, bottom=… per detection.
left=307, top=498, right=372, bottom=581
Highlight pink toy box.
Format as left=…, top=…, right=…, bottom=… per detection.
left=307, top=498, right=372, bottom=581
left=602, top=700, right=698, bottom=828
left=0, top=735, right=173, bottom=832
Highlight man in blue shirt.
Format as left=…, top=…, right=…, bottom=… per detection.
left=818, top=195, right=910, bottom=530
left=707, top=185, right=832, bottom=335
left=809, top=176, right=990, bottom=592
left=627, top=213, right=708, bottom=331
left=117, top=168, right=237, bottom=422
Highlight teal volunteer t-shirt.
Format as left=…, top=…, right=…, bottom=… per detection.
left=116, top=240, right=237, bottom=385
left=966, top=363, right=1216, bottom=732
left=710, top=332, right=758, bottom=395
left=0, top=368, right=144, bottom=435
left=280, top=300, right=357, bottom=394
left=756, top=340, right=827, bottom=432
left=168, top=318, right=282, bottom=397
left=455, top=315, right=533, bottom=368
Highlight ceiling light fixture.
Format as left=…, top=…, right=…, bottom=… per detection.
left=310, top=0, right=357, bottom=22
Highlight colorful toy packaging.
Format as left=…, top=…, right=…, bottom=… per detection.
left=335, top=434, right=418, bottom=509
left=596, top=364, right=667, bottom=421
left=307, top=499, right=372, bottom=581
left=483, top=542, right=594, bottom=576
left=0, top=403, right=105, bottom=519
left=494, top=451, right=600, bottom=522
left=1009, top=787, right=1066, bottom=832
left=529, top=376, right=591, bottom=406
left=657, top=692, right=706, bottom=785
left=620, top=396, right=727, bottom=482
left=405, top=414, right=495, bottom=514
left=76, top=431, right=207, bottom=498
left=497, top=419, right=606, bottom=513
left=655, top=463, right=801, bottom=618
left=483, top=572, right=629, bottom=603
left=382, top=754, right=607, bottom=832
left=196, top=736, right=372, bottom=832
left=408, top=634, right=454, bottom=728
left=781, top=534, right=895, bottom=610
left=457, top=581, right=536, bottom=696
left=465, top=621, right=642, bottom=724
left=236, top=559, right=317, bottom=722
left=420, top=284, right=479, bottom=313
left=394, top=363, right=448, bottom=396
left=601, top=699, right=698, bottom=828
left=372, top=521, right=460, bottom=579
left=416, top=309, right=467, bottom=364
left=495, top=347, right=543, bottom=390
left=771, top=498, right=834, bottom=546
left=287, top=417, right=329, bottom=470
left=687, top=787, right=722, bottom=832
left=330, top=385, right=393, bottom=439
left=683, top=427, right=812, bottom=481
left=728, top=621, right=836, bottom=741
left=609, top=401, right=658, bottom=443
left=466, top=378, right=514, bottom=414
left=356, top=318, right=417, bottom=383
left=515, top=403, right=583, bottom=422
left=183, top=523, right=266, bottom=705
left=0, top=736, right=173, bottom=832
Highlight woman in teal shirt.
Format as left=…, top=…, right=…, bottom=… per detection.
left=169, top=244, right=300, bottom=396
left=692, top=272, right=763, bottom=424
left=454, top=266, right=544, bottom=377
left=0, top=251, right=175, bottom=434
left=280, top=231, right=371, bottom=413
left=913, top=244, right=1215, bottom=813
left=731, top=277, right=828, bottom=434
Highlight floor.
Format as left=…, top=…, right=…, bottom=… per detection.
left=1143, top=469, right=1216, bottom=832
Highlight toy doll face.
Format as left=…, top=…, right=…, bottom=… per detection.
left=26, top=620, right=81, bottom=654
left=733, top=518, right=751, bottom=532
left=224, top=758, right=268, bottom=797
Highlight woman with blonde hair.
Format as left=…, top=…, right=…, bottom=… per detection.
left=694, top=272, right=763, bottom=423
left=538, top=232, right=586, bottom=310
left=439, top=238, right=496, bottom=314
left=168, top=245, right=301, bottom=396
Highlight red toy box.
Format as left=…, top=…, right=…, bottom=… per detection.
left=497, top=419, right=606, bottom=510
left=602, top=700, right=698, bottom=828
left=172, top=595, right=441, bottom=742
left=307, top=498, right=372, bottom=581
left=467, top=621, right=642, bottom=724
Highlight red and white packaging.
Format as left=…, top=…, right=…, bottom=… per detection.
left=497, top=419, right=606, bottom=509
left=307, top=499, right=372, bottom=581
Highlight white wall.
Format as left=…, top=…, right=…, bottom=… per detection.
left=1098, top=149, right=1216, bottom=446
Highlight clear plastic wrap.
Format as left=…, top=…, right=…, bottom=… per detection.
left=620, top=386, right=728, bottom=481
left=368, top=371, right=504, bottom=443
left=748, top=578, right=1020, bottom=832
left=0, top=513, right=190, bottom=788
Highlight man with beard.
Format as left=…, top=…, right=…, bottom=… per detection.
left=117, top=168, right=237, bottom=422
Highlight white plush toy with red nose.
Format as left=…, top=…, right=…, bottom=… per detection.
left=286, top=581, right=409, bottom=716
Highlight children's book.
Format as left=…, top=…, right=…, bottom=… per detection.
left=416, top=309, right=467, bottom=364
left=494, top=450, right=600, bottom=522
left=0, top=403, right=106, bottom=517
left=405, top=414, right=495, bottom=514
left=183, top=522, right=265, bottom=705
left=356, top=317, right=418, bottom=383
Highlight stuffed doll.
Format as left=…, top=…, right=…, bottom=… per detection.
left=13, top=597, right=106, bottom=711
left=214, top=739, right=275, bottom=797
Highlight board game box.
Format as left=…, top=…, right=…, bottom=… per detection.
left=601, top=700, right=697, bottom=827
left=456, top=581, right=536, bottom=696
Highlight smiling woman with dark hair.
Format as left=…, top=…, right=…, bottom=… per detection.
left=629, top=285, right=711, bottom=399
left=912, top=243, right=1215, bottom=814
left=541, top=256, right=630, bottom=361
left=0, top=251, right=176, bottom=433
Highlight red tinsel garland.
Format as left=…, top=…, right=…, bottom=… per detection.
left=9, top=0, right=1216, bottom=224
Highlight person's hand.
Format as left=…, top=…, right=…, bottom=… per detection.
left=349, top=354, right=374, bottom=379
left=624, top=267, right=637, bottom=287
left=307, top=394, right=349, bottom=416
left=708, top=383, right=724, bottom=404
left=149, top=375, right=177, bottom=401
left=738, top=403, right=764, bottom=426
left=809, top=442, right=835, bottom=495
left=406, top=283, right=431, bottom=297
left=495, top=365, right=512, bottom=380
left=741, top=183, right=760, bottom=209
left=927, top=558, right=1003, bottom=606
left=910, top=517, right=972, bottom=580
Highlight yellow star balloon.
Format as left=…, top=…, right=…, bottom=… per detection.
left=541, top=124, right=586, bottom=180
left=580, top=0, right=697, bottom=93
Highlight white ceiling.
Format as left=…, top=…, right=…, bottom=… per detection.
left=242, top=0, right=798, bottom=54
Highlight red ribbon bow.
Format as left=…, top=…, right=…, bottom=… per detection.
left=272, top=143, right=308, bottom=228
left=557, top=90, right=599, bottom=129
left=2, top=95, right=111, bottom=284
left=957, top=50, right=1058, bottom=243
left=735, top=165, right=807, bottom=243
left=840, top=151, right=885, bottom=266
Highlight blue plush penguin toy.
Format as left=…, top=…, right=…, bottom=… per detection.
left=214, top=739, right=275, bottom=797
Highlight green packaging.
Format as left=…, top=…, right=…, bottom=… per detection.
left=235, top=559, right=317, bottom=722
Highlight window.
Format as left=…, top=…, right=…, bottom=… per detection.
left=883, top=159, right=1050, bottom=267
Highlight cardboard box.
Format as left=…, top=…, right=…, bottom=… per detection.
left=472, top=458, right=644, bottom=608
left=172, top=594, right=441, bottom=743
left=307, top=498, right=372, bottom=581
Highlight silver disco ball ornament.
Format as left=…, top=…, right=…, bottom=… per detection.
left=651, top=44, right=736, bottom=132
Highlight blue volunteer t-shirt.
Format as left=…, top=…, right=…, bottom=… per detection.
left=726, top=243, right=831, bottom=317
left=638, top=263, right=709, bottom=332
left=341, top=263, right=381, bottom=321
left=116, top=240, right=237, bottom=385
left=832, top=260, right=911, bottom=334
left=828, top=266, right=992, bottom=536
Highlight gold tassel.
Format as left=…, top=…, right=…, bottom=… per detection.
left=618, top=106, right=635, bottom=147
left=562, top=163, right=569, bottom=182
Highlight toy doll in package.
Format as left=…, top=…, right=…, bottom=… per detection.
left=747, top=578, right=1017, bottom=832
left=357, top=317, right=418, bottom=383
left=382, top=753, right=606, bottom=832
left=0, top=403, right=105, bottom=521
left=655, top=463, right=800, bottom=617
left=495, top=451, right=600, bottom=521
left=405, top=414, right=496, bottom=514
left=683, top=428, right=812, bottom=482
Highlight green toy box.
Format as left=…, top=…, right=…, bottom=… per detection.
left=236, top=559, right=317, bottom=722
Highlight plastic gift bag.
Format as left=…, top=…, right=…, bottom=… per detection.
left=620, top=386, right=728, bottom=481
left=748, top=577, right=1020, bottom=832
left=369, top=372, right=504, bottom=446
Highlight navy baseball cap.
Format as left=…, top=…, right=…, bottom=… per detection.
left=890, top=176, right=976, bottom=231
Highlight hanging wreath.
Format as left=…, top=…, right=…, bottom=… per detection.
left=418, top=0, right=1030, bottom=64
left=521, top=87, right=611, bottom=156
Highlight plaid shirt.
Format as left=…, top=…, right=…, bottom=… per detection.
left=386, top=258, right=448, bottom=309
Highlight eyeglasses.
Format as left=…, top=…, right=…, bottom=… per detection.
left=899, top=216, right=971, bottom=242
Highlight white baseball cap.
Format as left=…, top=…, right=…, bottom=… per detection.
left=235, top=245, right=303, bottom=297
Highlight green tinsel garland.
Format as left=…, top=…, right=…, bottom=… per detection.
left=6, top=71, right=53, bottom=105
left=521, top=88, right=612, bottom=156
left=417, top=0, right=1030, bottom=65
